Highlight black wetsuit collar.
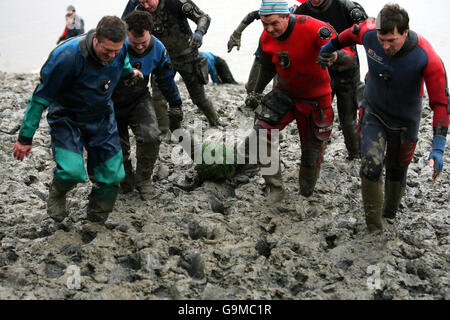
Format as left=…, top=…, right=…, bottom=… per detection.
left=80, top=29, right=109, bottom=68
left=394, top=30, right=418, bottom=58
left=277, top=14, right=297, bottom=42
left=306, top=0, right=332, bottom=13
left=128, top=35, right=156, bottom=58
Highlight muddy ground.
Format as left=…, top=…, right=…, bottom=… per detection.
left=0, top=71, right=448, bottom=300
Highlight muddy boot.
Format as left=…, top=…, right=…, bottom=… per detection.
left=86, top=184, right=119, bottom=225
left=196, top=98, right=225, bottom=127
left=298, top=165, right=320, bottom=198
left=263, top=171, right=285, bottom=203
left=47, top=180, right=69, bottom=223
left=342, top=123, right=359, bottom=160
left=135, top=142, right=160, bottom=201
left=153, top=99, right=169, bottom=135
left=260, top=131, right=284, bottom=203
left=382, top=180, right=405, bottom=219
left=361, top=177, right=384, bottom=232
left=120, top=159, right=135, bottom=194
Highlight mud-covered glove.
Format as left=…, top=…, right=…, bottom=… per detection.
left=245, top=92, right=263, bottom=110
left=190, top=31, right=203, bottom=49
left=428, top=135, right=446, bottom=181
left=227, top=31, right=242, bottom=52
left=317, top=40, right=338, bottom=69
left=317, top=52, right=338, bottom=70
left=168, top=106, right=183, bottom=132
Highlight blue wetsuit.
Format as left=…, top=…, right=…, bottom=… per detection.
left=18, top=29, right=133, bottom=206
left=330, top=18, right=449, bottom=184
left=200, top=51, right=220, bottom=84
left=112, top=36, right=182, bottom=190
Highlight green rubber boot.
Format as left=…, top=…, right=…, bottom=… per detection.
left=47, top=180, right=69, bottom=223
left=135, top=142, right=160, bottom=201
left=361, top=177, right=384, bottom=232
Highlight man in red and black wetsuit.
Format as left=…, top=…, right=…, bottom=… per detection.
left=319, top=4, right=449, bottom=231
left=236, top=0, right=354, bottom=202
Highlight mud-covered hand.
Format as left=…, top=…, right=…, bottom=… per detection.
left=123, top=68, right=143, bottom=87
left=317, top=40, right=337, bottom=69
left=227, top=31, right=242, bottom=52
left=189, top=31, right=203, bottom=49
left=13, top=141, right=32, bottom=161
left=168, top=106, right=183, bottom=132
left=428, top=135, right=446, bottom=181
left=132, top=68, right=143, bottom=79
left=245, top=92, right=263, bottom=110
left=317, top=52, right=338, bottom=70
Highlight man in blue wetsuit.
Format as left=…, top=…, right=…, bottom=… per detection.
left=318, top=4, right=449, bottom=232
left=199, top=51, right=238, bottom=85
left=13, top=16, right=142, bottom=226
left=112, top=10, right=183, bottom=200
left=122, top=0, right=224, bottom=131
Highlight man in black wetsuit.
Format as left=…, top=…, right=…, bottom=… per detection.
left=295, top=0, right=368, bottom=160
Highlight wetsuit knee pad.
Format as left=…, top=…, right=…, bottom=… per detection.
left=53, top=146, right=87, bottom=187
left=93, top=151, right=125, bottom=186
left=398, top=138, right=417, bottom=167
left=360, top=157, right=383, bottom=182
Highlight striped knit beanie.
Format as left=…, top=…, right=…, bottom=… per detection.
left=259, top=0, right=290, bottom=15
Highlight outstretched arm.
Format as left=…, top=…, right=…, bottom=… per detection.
left=227, top=10, right=260, bottom=52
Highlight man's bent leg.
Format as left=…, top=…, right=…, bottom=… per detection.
left=48, top=120, right=87, bottom=223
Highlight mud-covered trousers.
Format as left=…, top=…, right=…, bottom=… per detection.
left=256, top=94, right=334, bottom=197
left=47, top=110, right=125, bottom=213
left=115, top=92, right=161, bottom=188
left=359, top=108, right=416, bottom=185
left=329, top=67, right=361, bottom=159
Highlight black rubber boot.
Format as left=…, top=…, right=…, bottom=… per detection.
left=361, top=177, right=384, bottom=232
left=382, top=180, right=405, bottom=219
left=120, top=159, right=135, bottom=194
left=298, top=165, right=320, bottom=198
left=342, top=123, right=360, bottom=160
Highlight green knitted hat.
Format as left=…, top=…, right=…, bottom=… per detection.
left=195, top=142, right=237, bottom=181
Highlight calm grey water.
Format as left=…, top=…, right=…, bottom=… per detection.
left=0, top=0, right=449, bottom=82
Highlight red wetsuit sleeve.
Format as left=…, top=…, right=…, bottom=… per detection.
left=336, top=18, right=376, bottom=48
left=419, top=35, right=449, bottom=130
left=61, top=25, right=68, bottom=39
left=313, top=21, right=337, bottom=49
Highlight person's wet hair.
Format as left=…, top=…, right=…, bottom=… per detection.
left=96, top=16, right=128, bottom=43
left=124, top=10, right=154, bottom=36
left=377, top=4, right=409, bottom=35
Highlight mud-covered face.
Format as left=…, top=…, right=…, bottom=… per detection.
left=93, top=35, right=124, bottom=63
left=139, top=0, right=159, bottom=12
left=128, top=30, right=151, bottom=54
left=377, top=27, right=408, bottom=57
left=260, top=14, right=290, bottom=38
